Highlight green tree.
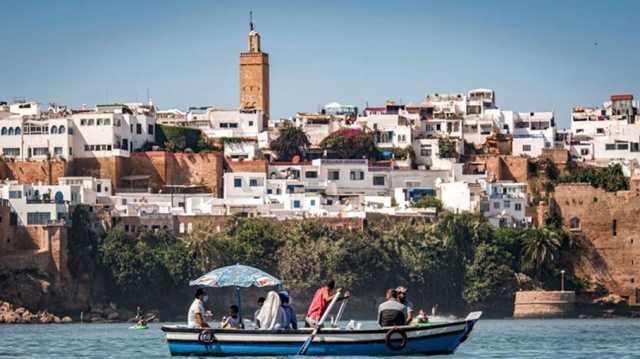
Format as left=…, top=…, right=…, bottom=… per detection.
left=270, top=124, right=310, bottom=161
left=411, top=195, right=443, bottom=212
left=464, top=242, right=517, bottom=304
left=520, top=227, right=561, bottom=282
left=67, top=206, right=101, bottom=276
left=559, top=163, right=628, bottom=192
left=438, top=137, right=458, bottom=158
left=320, top=128, right=378, bottom=159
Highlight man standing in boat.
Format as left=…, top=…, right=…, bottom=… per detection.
left=305, top=280, right=350, bottom=327
left=188, top=288, right=210, bottom=328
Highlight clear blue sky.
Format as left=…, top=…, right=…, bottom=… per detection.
left=1, top=0, right=639, bottom=127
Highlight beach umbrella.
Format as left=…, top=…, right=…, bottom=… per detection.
left=189, top=264, right=281, bottom=322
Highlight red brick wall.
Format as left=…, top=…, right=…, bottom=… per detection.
left=554, top=184, right=640, bottom=303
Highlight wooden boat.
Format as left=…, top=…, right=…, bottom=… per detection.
left=161, top=311, right=481, bottom=356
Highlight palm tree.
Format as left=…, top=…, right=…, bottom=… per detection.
left=520, top=227, right=561, bottom=282
left=270, top=124, right=310, bottom=161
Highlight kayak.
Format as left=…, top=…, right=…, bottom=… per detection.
left=130, top=325, right=149, bottom=330
left=161, top=311, right=482, bottom=356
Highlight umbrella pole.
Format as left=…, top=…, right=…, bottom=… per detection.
left=235, top=286, right=242, bottom=323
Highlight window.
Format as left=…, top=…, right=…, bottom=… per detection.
left=493, top=201, right=500, bottom=209
left=136, top=124, right=142, bottom=134
left=3, top=148, right=20, bottom=156
left=51, top=126, right=58, bottom=134
left=612, top=219, right=617, bottom=237
left=522, top=144, right=531, bottom=152
left=292, top=200, right=301, bottom=209
left=8, top=128, right=14, bottom=135
left=229, top=123, right=238, bottom=128
left=54, top=147, right=63, bottom=155
left=32, top=147, right=49, bottom=156
left=514, top=203, right=522, bottom=211
left=124, top=224, right=130, bottom=232
left=249, top=121, right=254, bottom=127
left=80, top=119, right=86, bottom=126
left=632, top=143, right=640, bottom=152
left=328, top=170, right=340, bottom=180
left=97, top=119, right=103, bottom=125
left=234, top=177, right=242, bottom=188
left=249, top=178, right=261, bottom=187
left=580, top=148, right=589, bottom=155
left=87, top=119, right=94, bottom=126
left=421, top=149, right=432, bottom=157
left=305, top=171, right=318, bottom=178
left=310, top=199, right=316, bottom=206
left=84, top=145, right=90, bottom=151
left=617, top=143, right=629, bottom=151
left=596, top=128, right=605, bottom=134
left=350, top=170, right=364, bottom=181
left=398, top=134, right=407, bottom=143
left=103, top=119, right=111, bottom=126
left=570, top=217, right=580, bottom=231
left=9, top=190, right=22, bottom=199
left=504, top=200, right=510, bottom=208
left=220, top=123, right=228, bottom=128
left=148, top=124, right=154, bottom=135
left=122, top=138, right=128, bottom=150
left=605, top=144, right=616, bottom=151
left=58, top=125, right=65, bottom=134
left=97, top=183, right=102, bottom=192
left=0, top=127, right=6, bottom=135
left=373, top=176, right=386, bottom=186
left=27, top=212, right=50, bottom=225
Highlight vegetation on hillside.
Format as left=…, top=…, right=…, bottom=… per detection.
left=154, top=125, right=217, bottom=153
left=270, top=124, right=311, bottom=161
left=85, top=213, right=574, bottom=315
left=438, top=137, right=458, bottom=158
left=320, top=128, right=378, bottom=159
left=558, top=163, right=628, bottom=192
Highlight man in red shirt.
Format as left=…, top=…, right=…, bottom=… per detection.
left=305, top=280, right=349, bottom=327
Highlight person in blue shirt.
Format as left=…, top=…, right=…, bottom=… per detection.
left=278, top=291, right=298, bottom=330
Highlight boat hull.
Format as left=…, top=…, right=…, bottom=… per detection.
left=162, top=317, right=479, bottom=356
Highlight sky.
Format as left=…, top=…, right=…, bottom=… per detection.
left=1, top=0, right=639, bottom=128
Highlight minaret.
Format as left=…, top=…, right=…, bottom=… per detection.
left=240, top=11, right=270, bottom=126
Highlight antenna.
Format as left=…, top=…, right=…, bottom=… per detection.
left=249, top=11, right=254, bottom=31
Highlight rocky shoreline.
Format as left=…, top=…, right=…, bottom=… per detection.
left=0, top=301, right=72, bottom=324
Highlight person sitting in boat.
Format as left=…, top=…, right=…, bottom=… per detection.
left=254, top=296, right=265, bottom=328
left=257, top=291, right=286, bottom=330
left=377, top=288, right=407, bottom=327
left=187, top=288, right=210, bottom=328
left=221, top=305, right=244, bottom=329
left=305, top=280, right=350, bottom=328
left=411, top=309, right=429, bottom=325
left=396, top=286, right=414, bottom=324
left=278, top=291, right=298, bottom=330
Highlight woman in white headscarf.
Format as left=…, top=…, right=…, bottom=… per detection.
left=256, top=291, right=286, bottom=330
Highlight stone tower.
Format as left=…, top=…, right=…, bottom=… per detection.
left=240, top=13, right=269, bottom=126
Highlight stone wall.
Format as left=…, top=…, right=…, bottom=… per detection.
left=513, top=290, right=576, bottom=318
left=0, top=159, right=68, bottom=184
left=71, top=157, right=124, bottom=191
left=470, top=155, right=530, bottom=182
left=554, top=183, right=640, bottom=304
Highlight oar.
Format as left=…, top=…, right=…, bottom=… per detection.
left=297, top=289, right=343, bottom=355
left=332, top=297, right=349, bottom=327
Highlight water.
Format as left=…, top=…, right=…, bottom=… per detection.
left=1, top=319, right=639, bottom=358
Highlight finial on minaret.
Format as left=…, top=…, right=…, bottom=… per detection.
left=249, top=11, right=254, bottom=31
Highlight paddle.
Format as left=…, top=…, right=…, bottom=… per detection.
left=297, top=289, right=343, bottom=355
left=331, top=297, right=349, bottom=327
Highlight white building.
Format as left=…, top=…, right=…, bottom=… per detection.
left=481, top=181, right=529, bottom=228
left=0, top=177, right=107, bottom=225
left=203, top=108, right=264, bottom=139
left=224, top=171, right=267, bottom=201
left=569, top=94, right=640, bottom=162
left=0, top=101, right=156, bottom=160
left=509, top=111, right=556, bottom=157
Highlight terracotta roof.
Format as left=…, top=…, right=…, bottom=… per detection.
left=611, top=94, right=633, bottom=101
left=225, top=158, right=267, bottom=173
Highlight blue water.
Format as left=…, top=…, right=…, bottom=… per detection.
left=0, top=319, right=639, bottom=358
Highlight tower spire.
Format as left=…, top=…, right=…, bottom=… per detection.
left=249, top=11, right=254, bottom=31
